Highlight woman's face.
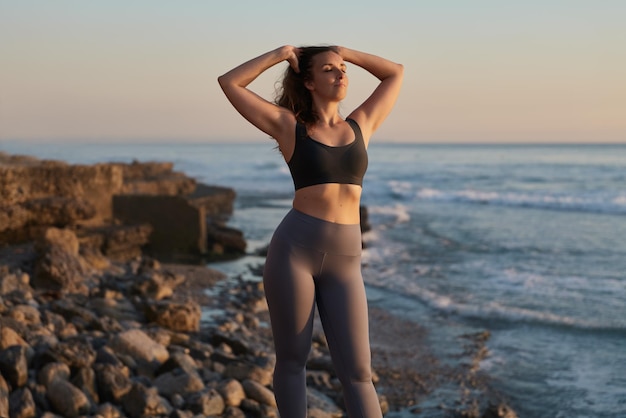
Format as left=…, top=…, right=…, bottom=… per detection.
left=306, top=51, right=349, bottom=101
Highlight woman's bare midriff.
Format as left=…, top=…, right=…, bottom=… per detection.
left=292, top=183, right=362, bottom=224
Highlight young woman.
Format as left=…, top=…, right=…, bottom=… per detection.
left=218, top=45, right=403, bottom=418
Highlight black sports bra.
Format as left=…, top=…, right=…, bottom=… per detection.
left=287, top=118, right=368, bottom=191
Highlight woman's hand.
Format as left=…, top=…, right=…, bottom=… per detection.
left=282, top=45, right=300, bottom=73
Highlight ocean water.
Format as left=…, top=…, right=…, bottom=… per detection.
left=3, top=141, right=625, bottom=417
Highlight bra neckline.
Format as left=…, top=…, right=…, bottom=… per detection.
left=300, top=118, right=359, bottom=149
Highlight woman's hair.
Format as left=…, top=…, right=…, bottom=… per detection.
left=275, top=46, right=339, bottom=125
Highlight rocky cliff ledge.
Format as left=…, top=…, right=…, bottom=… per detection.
left=0, top=152, right=245, bottom=263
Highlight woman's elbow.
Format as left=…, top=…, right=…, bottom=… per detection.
left=395, top=63, right=404, bottom=77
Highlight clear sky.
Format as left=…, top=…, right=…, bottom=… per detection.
left=1, top=0, right=625, bottom=143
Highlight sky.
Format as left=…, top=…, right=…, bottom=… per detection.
left=1, top=0, right=625, bottom=144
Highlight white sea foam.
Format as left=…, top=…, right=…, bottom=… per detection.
left=367, top=204, right=411, bottom=223
left=415, top=187, right=626, bottom=214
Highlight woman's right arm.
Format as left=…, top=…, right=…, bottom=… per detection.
left=218, top=46, right=298, bottom=141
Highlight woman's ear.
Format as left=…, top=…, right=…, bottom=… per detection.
left=304, top=80, right=315, bottom=91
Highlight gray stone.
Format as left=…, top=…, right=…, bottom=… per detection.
left=0, top=345, right=29, bottom=388
left=0, top=373, right=8, bottom=418
left=95, top=402, right=123, bottom=418
left=95, top=345, right=125, bottom=368
left=50, top=298, right=98, bottom=326
left=169, top=410, right=194, bottom=418
left=242, top=379, right=276, bottom=407
left=223, top=406, right=246, bottom=418
left=8, top=304, right=41, bottom=326
left=46, top=338, right=96, bottom=369
left=95, top=363, right=133, bottom=403
left=46, top=379, right=91, bottom=418
left=482, top=403, right=518, bottom=418
left=109, top=329, right=169, bottom=372
left=38, top=362, right=71, bottom=387
left=210, top=332, right=251, bottom=356
left=72, top=366, right=99, bottom=404
left=9, top=387, right=36, bottom=418
left=122, top=382, right=173, bottom=418
left=187, top=388, right=225, bottom=416
left=156, top=351, right=198, bottom=376
left=153, top=368, right=205, bottom=398
left=87, top=297, right=143, bottom=322
left=223, top=361, right=273, bottom=386
left=217, top=378, right=246, bottom=407
left=307, top=387, right=343, bottom=418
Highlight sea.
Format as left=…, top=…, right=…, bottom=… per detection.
left=3, top=140, right=625, bottom=417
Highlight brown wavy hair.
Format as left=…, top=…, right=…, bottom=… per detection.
left=275, top=46, right=339, bottom=125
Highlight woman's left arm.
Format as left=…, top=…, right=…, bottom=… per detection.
left=339, top=47, right=404, bottom=143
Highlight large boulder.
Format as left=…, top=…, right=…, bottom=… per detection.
left=32, top=228, right=87, bottom=293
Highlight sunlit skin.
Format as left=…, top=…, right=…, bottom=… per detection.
left=218, top=45, right=403, bottom=224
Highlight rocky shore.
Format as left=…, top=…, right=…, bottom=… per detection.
left=0, top=152, right=516, bottom=418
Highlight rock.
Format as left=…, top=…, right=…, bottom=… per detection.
left=223, top=406, right=246, bottom=418
left=0, top=324, right=29, bottom=349
left=77, top=223, right=153, bottom=262
left=223, top=360, right=273, bottom=386
left=169, top=409, right=194, bottom=418
left=95, top=363, right=133, bottom=403
left=306, top=388, right=343, bottom=418
left=95, top=402, right=123, bottom=418
left=8, top=304, right=41, bottom=326
left=87, top=297, right=143, bottom=322
left=46, top=338, right=96, bottom=369
left=113, top=183, right=239, bottom=261
left=144, top=300, right=201, bottom=333
left=121, top=382, right=173, bottom=418
left=360, top=205, right=371, bottom=233
left=133, top=270, right=186, bottom=301
left=0, top=272, right=33, bottom=296
left=217, top=378, right=246, bottom=407
left=41, top=311, right=67, bottom=334
left=0, top=345, right=29, bottom=388
left=72, top=366, right=100, bottom=404
left=210, top=331, right=251, bottom=356
left=46, top=379, right=91, bottom=418
left=9, top=387, right=37, bottom=418
left=0, top=159, right=123, bottom=220
left=95, top=345, right=125, bottom=368
left=155, top=351, right=198, bottom=376
left=206, top=224, right=247, bottom=256
left=187, top=388, right=225, bottom=416
left=49, top=298, right=99, bottom=330
left=307, top=355, right=335, bottom=373
left=33, top=228, right=86, bottom=293
left=109, top=329, right=169, bottom=372
left=153, top=368, right=205, bottom=398
left=242, top=379, right=276, bottom=407
left=34, top=226, right=80, bottom=256
left=0, top=373, right=9, bottom=418
left=482, top=403, right=518, bottom=418
left=38, top=362, right=71, bottom=387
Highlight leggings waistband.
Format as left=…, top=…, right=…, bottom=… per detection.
left=274, top=209, right=362, bottom=256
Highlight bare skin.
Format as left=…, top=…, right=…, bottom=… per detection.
left=218, top=45, right=403, bottom=224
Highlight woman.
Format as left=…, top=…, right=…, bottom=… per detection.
left=218, top=45, right=403, bottom=418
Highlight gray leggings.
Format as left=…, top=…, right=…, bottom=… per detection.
left=263, top=209, right=382, bottom=418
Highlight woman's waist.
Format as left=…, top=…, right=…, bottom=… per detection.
left=292, top=184, right=362, bottom=224
left=274, top=208, right=362, bottom=256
